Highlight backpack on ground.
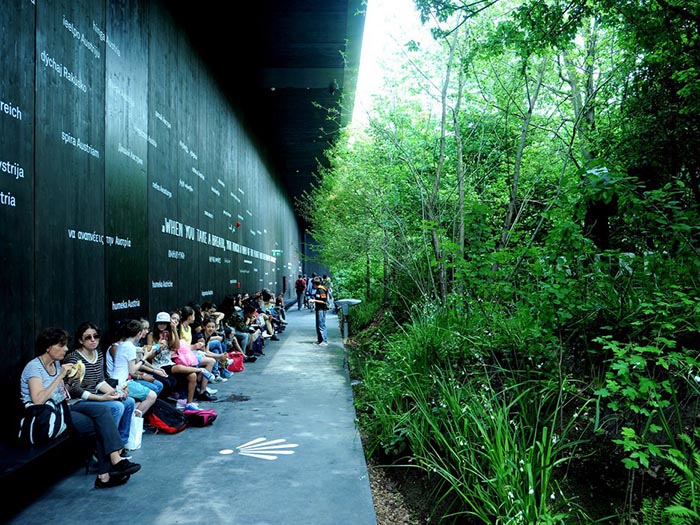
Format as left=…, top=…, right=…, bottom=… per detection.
left=146, top=399, right=187, bottom=434
left=183, top=408, right=217, bottom=427
left=226, top=351, right=245, bottom=373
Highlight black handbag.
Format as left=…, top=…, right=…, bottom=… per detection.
left=18, top=399, right=69, bottom=446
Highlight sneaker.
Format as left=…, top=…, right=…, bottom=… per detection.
left=120, top=449, right=132, bottom=460
left=206, top=386, right=218, bottom=395
left=200, top=369, right=215, bottom=381
left=176, top=399, right=187, bottom=410
left=110, top=458, right=141, bottom=476
left=95, top=473, right=130, bottom=489
left=196, top=390, right=216, bottom=402
left=270, top=335, right=280, bottom=341
left=211, top=375, right=223, bottom=383
left=184, top=402, right=200, bottom=411
left=218, top=376, right=228, bottom=382
left=319, top=342, right=328, bottom=346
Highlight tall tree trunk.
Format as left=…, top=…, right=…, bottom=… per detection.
left=495, top=55, right=549, bottom=261
left=564, top=19, right=613, bottom=250
left=453, top=56, right=466, bottom=294
left=365, top=250, right=371, bottom=302
left=383, top=228, right=389, bottom=305
left=429, top=30, right=459, bottom=304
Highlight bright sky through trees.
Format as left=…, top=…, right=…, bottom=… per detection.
left=350, top=0, right=433, bottom=130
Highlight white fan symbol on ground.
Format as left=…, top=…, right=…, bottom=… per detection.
left=233, top=437, right=299, bottom=460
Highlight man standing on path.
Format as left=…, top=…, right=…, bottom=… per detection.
left=306, top=272, right=316, bottom=311
left=310, top=276, right=328, bottom=346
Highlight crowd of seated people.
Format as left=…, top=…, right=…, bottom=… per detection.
left=17, top=288, right=289, bottom=489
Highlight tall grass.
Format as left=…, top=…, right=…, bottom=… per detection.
left=354, top=301, right=593, bottom=523
left=403, top=367, right=591, bottom=523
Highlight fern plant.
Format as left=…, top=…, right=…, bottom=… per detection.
left=662, top=433, right=700, bottom=524
left=641, top=497, right=666, bottom=525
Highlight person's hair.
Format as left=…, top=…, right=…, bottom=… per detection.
left=313, top=276, right=321, bottom=285
left=117, top=319, right=143, bottom=340
left=243, top=303, right=257, bottom=315
left=153, top=321, right=168, bottom=341
left=261, top=290, right=272, bottom=302
left=74, top=321, right=100, bottom=349
left=204, top=316, right=218, bottom=328
left=180, top=305, right=195, bottom=320
left=179, top=306, right=195, bottom=338
left=35, top=327, right=69, bottom=356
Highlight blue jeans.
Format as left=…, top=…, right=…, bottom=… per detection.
left=103, top=397, right=136, bottom=445
left=134, top=378, right=163, bottom=396
left=315, top=308, right=327, bottom=343
left=205, top=340, right=233, bottom=378
left=70, top=401, right=124, bottom=475
left=235, top=331, right=249, bottom=355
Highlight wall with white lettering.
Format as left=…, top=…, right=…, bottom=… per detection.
left=0, top=0, right=302, bottom=388
left=0, top=0, right=35, bottom=379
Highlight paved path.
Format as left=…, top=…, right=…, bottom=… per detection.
left=7, top=308, right=377, bottom=525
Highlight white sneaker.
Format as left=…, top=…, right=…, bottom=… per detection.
left=319, top=342, right=328, bottom=346
left=206, top=386, right=218, bottom=394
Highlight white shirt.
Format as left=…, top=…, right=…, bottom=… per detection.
left=109, top=340, right=137, bottom=387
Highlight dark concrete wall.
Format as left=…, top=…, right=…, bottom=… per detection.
left=0, top=0, right=303, bottom=386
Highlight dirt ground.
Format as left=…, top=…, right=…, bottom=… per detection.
left=367, top=457, right=431, bottom=525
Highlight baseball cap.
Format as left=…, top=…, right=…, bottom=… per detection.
left=155, top=312, right=170, bottom=323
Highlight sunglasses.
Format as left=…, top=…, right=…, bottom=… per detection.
left=83, top=334, right=100, bottom=341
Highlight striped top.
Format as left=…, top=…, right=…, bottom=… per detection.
left=64, top=349, right=108, bottom=400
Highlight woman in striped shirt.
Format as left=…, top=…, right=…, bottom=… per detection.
left=64, top=322, right=136, bottom=449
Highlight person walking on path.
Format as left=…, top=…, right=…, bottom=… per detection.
left=309, top=276, right=329, bottom=346
left=295, top=274, right=306, bottom=310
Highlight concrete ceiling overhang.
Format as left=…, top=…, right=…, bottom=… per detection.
left=166, top=1, right=367, bottom=223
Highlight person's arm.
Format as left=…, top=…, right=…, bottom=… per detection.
left=63, top=354, right=87, bottom=400
left=169, top=320, right=181, bottom=351
left=27, top=363, right=73, bottom=405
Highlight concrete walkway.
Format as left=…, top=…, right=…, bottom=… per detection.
left=7, top=308, right=377, bottom=525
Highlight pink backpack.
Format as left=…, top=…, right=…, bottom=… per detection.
left=183, top=408, right=217, bottom=427
left=173, top=342, right=198, bottom=367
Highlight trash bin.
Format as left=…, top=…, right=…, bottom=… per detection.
left=335, top=299, right=362, bottom=340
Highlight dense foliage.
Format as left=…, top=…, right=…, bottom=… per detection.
left=300, top=0, right=700, bottom=523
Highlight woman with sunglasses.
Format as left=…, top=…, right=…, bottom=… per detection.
left=64, top=322, right=136, bottom=449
